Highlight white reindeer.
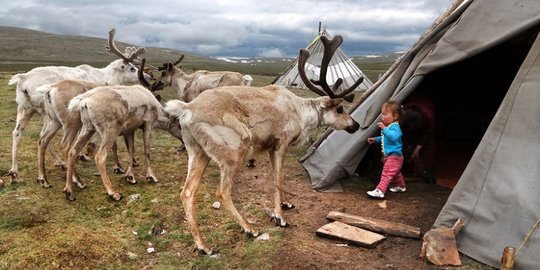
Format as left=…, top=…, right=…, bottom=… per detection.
left=165, top=35, right=361, bottom=255
left=63, top=82, right=182, bottom=201
left=151, top=55, right=253, bottom=102
left=7, top=28, right=151, bottom=184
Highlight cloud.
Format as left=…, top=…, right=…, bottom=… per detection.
left=0, top=0, right=455, bottom=57
left=258, top=48, right=284, bottom=58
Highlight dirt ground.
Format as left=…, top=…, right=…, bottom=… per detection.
left=230, top=157, right=452, bottom=270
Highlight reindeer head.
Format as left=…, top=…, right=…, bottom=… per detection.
left=106, top=28, right=152, bottom=84
left=150, top=55, right=185, bottom=91
left=298, top=35, right=361, bottom=133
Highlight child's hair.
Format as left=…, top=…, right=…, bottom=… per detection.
left=381, top=101, right=402, bottom=120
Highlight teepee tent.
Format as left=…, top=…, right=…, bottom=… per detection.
left=272, top=28, right=373, bottom=91
left=300, top=0, right=540, bottom=268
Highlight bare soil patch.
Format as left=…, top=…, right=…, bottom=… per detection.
left=229, top=157, right=452, bottom=270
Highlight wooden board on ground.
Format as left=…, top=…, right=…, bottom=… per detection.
left=316, top=221, right=386, bottom=248
left=326, top=211, right=421, bottom=239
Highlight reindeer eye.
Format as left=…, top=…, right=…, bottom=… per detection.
left=130, top=67, right=136, bottom=72
left=161, top=71, right=166, bottom=77
left=120, top=65, right=125, bottom=69
left=336, top=106, right=344, bottom=114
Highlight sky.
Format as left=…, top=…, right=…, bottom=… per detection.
left=0, top=0, right=455, bottom=58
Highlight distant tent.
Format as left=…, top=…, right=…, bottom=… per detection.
left=272, top=28, right=373, bottom=91
left=300, top=0, right=540, bottom=268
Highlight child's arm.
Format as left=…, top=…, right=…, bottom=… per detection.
left=382, top=125, right=402, bottom=142
left=374, top=136, right=381, bottom=143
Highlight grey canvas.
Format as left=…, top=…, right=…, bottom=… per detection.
left=301, top=0, right=540, bottom=268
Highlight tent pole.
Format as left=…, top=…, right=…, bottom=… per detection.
left=299, top=0, right=469, bottom=162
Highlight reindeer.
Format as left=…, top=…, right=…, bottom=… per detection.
left=151, top=55, right=253, bottom=102
left=63, top=71, right=182, bottom=201
left=7, top=28, right=151, bottom=185
left=165, top=35, right=361, bottom=255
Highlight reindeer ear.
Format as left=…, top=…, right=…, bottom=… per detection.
left=321, top=97, right=344, bottom=108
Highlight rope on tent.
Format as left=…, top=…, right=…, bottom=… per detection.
left=510, top=217, right=540, bottom=268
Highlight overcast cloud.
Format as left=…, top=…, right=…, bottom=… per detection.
left=0, top=0, right=454, bottom=57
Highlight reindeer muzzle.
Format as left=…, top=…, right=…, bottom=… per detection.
left=345, top=120, right=360, bottom=133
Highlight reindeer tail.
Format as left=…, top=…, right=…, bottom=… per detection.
left=68, top=94, right=87, bottom=112
left=242, top=75, right=253, bottom=86
left=8, top=73, right=26, bottom=86
left=165, top=100, right=188, bottom=118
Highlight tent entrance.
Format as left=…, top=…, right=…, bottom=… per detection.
left=357, top=29, right=537, bottom=188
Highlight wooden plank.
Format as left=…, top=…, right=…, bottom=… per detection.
left=326, top=211, right=421, bottom=239
left=316, top=221, right=385, bottom=248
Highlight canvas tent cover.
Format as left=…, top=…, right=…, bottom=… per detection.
left=301, top=0, right=540, bottom=268
left=272, top=30, right=373, bottom=91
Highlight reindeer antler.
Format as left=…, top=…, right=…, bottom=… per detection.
left=106, top=28, right=146, bottom=63
left=298, top=35, right=363, bottom=102
left=138, top=58, right=151, bottom=88
left=173, top=55, right=184, bottom=66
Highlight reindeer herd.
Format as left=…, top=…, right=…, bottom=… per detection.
left=5, top=29, right=361, bottom=254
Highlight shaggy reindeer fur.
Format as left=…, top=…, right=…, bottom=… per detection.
left=165, top=85, right=359, bottom=254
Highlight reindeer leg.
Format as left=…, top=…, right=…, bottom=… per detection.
left=40, top=114, right=66, bottom=170
left=268, top=149, right=290, bottom=227
left=142, top=123, right=158, bottom=183
left=181, top=139, right=213, bottom=255
left=60, top=122, right=87, bottom=189
left=124, top=131, right=139, bottom=167
left=95, top=132, right=122, bottom=200
left=79, top=137, right=96, bottom=161
left=9, top=106, right=36, bottom=184
left=37, top=118, right=61, bottom=188
left=65, top=127, right=94, bottom=201
left=123, top=134, right=136, bottom=184
left=112, top=141, right=125, bottom=174
left=217, top=148, right=259, bottom=236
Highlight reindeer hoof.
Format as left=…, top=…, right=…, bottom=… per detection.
left=274, top=217, right=289, bottom=227
left=114, top=167, right=125, bottom=174
left=177, top=146, right=186, bottom=152
left=78, top=154, right=91, bottom=161
left=245, top=230, right=260, bottom=238
left=8, top=170, right=20, bottom=183
left=132, top=160, right=139, bottom=167
left=125, top=175, right=137, bottom=184
left=281, top=202, right=295, bottom=210
left=108, top=193, right=123, bottom=201
left=63, top=189, right=76, bottom=201
left=146, top=176, right=159, bottom=183
left=37, top=178, right=51, bottom=188
left=198, top=248, right=219, bottom=255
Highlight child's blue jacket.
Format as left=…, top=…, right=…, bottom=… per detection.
left=374, top=122, right=403, bottom=157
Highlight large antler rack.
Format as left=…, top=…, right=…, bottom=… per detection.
left=297, top=35, right=363, bottom=102
left=106, top=28, right=146, bottom=63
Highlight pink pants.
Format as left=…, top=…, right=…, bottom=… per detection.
left=377, top=155, right=405, bottom=193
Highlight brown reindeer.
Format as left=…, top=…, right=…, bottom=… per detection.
left=165, top=35, right=362, bottom=255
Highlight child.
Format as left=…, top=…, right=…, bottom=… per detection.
left=366, top=101, right=405, bottom=199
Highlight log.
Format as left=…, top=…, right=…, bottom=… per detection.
left=326, top=211, right=421, bottom=239
left=501, top=246, right=516, bottom=270
left=316, top=221, right=385, bottom=248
